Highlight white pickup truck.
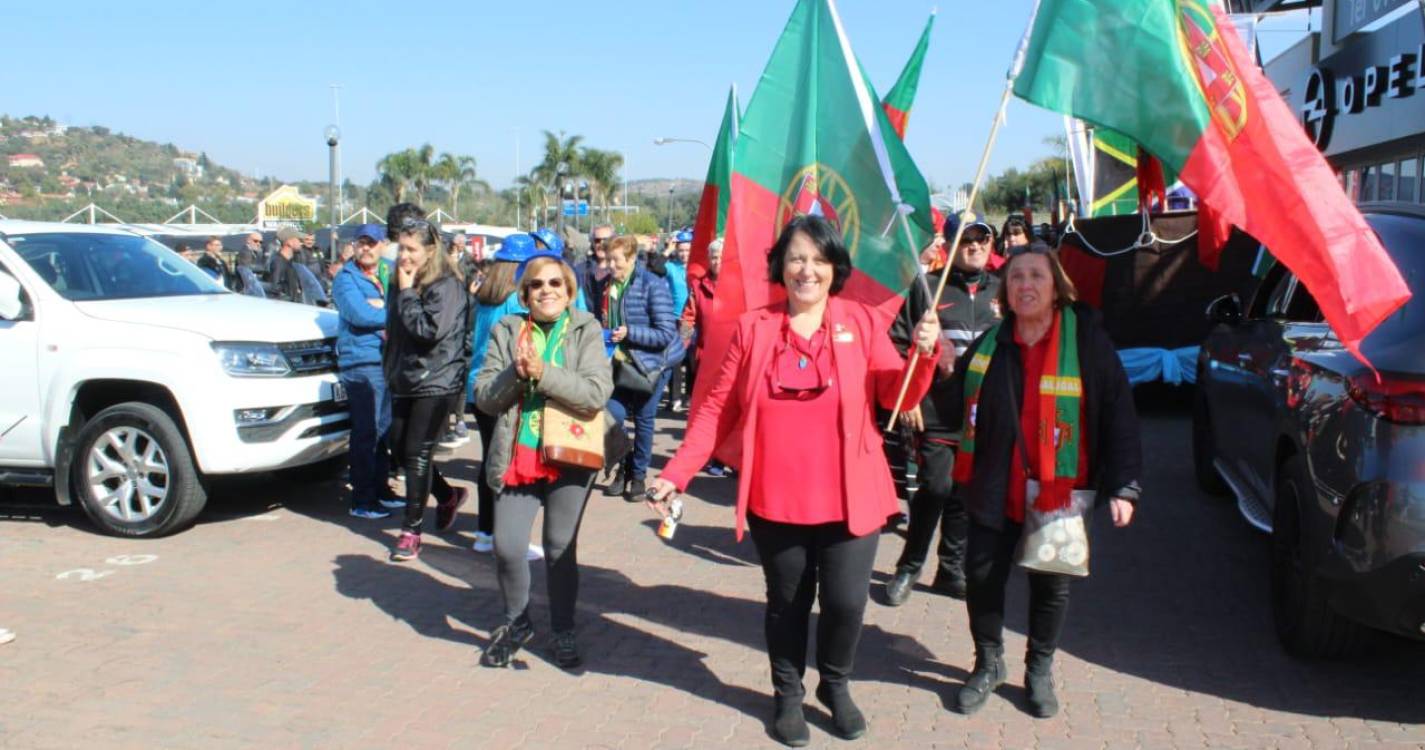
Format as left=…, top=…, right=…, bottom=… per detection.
left=0, top=221, right=351, bottom=537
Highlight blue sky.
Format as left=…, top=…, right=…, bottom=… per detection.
left=11, top=1, right=1311, bottom=192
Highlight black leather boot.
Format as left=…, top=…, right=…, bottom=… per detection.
left=955, top=648, right=1007, bottom=715
left=930, top=570, right=967, bottom=600
left=1025, top=657, right=1059, bottom=718
left=815, top=682, right=867, bottom=740
left=884, top=568, right=917, bottom=607
left=771, top=693, right=809, bottom=747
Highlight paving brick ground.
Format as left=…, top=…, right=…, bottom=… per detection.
left=2, top=405, right=1424, bottom=749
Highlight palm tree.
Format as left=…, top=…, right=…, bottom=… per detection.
left=376, top=149, right=421, bottom=203
left=433, top=153, right=489, bottom=220
left=580, top=148, right=624, bottom=220
left=514, top=173, right=547, bottom=230
left=533, top=131, right=586, bottom=207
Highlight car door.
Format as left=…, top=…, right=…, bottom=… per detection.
left=0, top=259, right=44, bottom=465
left=1237, top=272, right=1315, bottom=498
left=1208, top=264, right=1286, bottom=478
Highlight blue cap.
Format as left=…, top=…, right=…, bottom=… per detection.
left=493, top=233, right=537, bottom=263
left=674, top=230, right=693, bottom=243
left=353, top=224, right=383, bottom=243
left=943, top=210, right=994, bottom=239
left=531, top=227, right=565, bottom=256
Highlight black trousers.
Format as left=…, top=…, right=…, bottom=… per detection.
left=493, top=472, right=594, bottom=632
left=965, top=521, right=1071, bottom=670
left=893, top=436, right=967, bottom=579
left=747, top=514, right=880, bottom=697
left=390, top=395, right=455, bottom=532
left=473, top=410, right=499, bottom=535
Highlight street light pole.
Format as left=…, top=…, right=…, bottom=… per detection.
left=325, top=125, right=341, bottom=263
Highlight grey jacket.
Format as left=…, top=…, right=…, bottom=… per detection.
left=475, top=308, right=613, bottom=493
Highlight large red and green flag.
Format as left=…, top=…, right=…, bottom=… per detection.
left=688, top=85, right=740, bottom=281
left=691, top=0, right=935, bottom=415
left=1011, top=0, right=1409, bottom=359
left=712, top=0, right=933, bottom=325
left=881, top=10, right=936, bottom=140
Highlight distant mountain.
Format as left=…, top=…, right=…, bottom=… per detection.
left=626, top=178, right=703, bottom=196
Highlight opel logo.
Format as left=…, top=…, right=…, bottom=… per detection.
left=1301, top=67, right=1335, bottom=149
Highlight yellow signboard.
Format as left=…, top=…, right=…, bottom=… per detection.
left=258, top=185, right=316, bottom=225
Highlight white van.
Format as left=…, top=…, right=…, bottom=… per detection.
left=0, top=221, right=350, bottom=537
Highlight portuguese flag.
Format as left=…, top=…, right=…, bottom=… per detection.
left=688, top=85, right=740, bottom=281
left=689, top=0, right=934, bottom=417
left=712, top=0, right=933, bottom=326
left=1011, top=0, right=1409, bottom=358
left=881, top=10, right=936, bottom=140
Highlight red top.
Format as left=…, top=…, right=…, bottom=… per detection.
left=1006, top=325, right=1090, bottom=523
left=661, top=298, right=940, bottom=540
left=749, top=323, right=843, bottom=524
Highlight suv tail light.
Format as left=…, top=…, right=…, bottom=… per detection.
left=1347, top=374, right=1425, bottom=425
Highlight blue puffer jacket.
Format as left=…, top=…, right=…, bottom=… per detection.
left=612, top=264, right=684, bottom=373
left=332, top=259, right=390, bottom=369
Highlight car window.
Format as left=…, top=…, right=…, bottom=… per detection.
left=1263, top=272, right=1295, bottom=318
left=1362, top=214, right=1425, bottom=347
left=1284, top=277, right=1323, bottom=322
left=7, top=232, right=225, bottom=301
left=1248, top=263, right=1288, bottom=319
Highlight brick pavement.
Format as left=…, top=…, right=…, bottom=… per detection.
left=2, top=407, right=1424, bottom=749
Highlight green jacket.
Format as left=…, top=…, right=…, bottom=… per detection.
left=474, top=308, right=613, bottom=492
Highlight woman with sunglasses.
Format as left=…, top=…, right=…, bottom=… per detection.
left=475, top=256, right=612, bottom=670
left=934, top=241, right=1141, bottom=719
left=649, top=216, right=942, bottom=746
left=384, top=211, right=473, bottom=562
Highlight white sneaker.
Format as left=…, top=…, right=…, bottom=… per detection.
left=526, top=544, right=544, bottom=561
left=0, top=628, right=14, bottom=646
left=471, top=531, right=494, bottom=553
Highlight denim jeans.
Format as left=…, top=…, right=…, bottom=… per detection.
left=341, top=364, right=390, bottom=510
left=606, top=366, right=673, bottom=480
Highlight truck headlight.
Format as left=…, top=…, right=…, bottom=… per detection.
left=212, top=342, right=291, bottom=377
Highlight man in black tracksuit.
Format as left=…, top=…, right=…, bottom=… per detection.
left=885, top=211, right=1002, bottom=606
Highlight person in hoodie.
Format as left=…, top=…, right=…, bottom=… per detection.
left=883, top=211, right=1003, bottom=607
left=332, top=224, right=403, bottom=519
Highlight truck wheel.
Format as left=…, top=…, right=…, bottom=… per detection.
left=69, top=402, right=208, bottom=538
left=1270, top=455, right=1362, bottom=658
left=1192, top=389, right=1229, bottom=496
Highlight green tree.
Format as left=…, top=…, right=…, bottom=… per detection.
left=579, top=147, right=624, bottom=220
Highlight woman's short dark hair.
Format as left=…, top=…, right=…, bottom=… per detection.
left=385, top=202, right=426, bottom=241
left=766, top=215, right=853, bottom=295
left=997, top=241, right=1079, bottom=313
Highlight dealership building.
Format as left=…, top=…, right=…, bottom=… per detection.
left=1257, top=0, right=1425, bottom=203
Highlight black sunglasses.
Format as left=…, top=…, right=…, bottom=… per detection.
left=526, top=277, right=565, bottom=290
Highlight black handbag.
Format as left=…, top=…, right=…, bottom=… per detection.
left=611, top=348, right=661, bottom=394
left=602, top=408, right=633, bottom=469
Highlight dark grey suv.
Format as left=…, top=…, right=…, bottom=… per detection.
left=1194, top=203, right=1425, bottom=657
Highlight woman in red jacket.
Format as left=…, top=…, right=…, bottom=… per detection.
left=649, top=216, right=941, bottom=747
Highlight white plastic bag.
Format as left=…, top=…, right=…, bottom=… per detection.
left=1015, top=481, right=1095, bottom=577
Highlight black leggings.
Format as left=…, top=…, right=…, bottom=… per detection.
left=493, top=472, right=595, bottom=632
left=473, top=409, right=499, bottom=535
left=965, top=521, right=1071, bottom=669
left=390, top=395, right=456, bottom=532
left=747, top=514, right=880, bottom=697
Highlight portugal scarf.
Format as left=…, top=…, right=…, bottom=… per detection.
left=503, top=313, right=570, bottom=486
left=952, top=307, right=1083, bottom=511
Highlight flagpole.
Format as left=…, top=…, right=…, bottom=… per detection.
left=886, top=79, right=1016, bottom=429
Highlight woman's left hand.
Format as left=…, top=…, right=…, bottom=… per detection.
left=396, top=264, right=416, bottom=290
left=1109, top=497, right=1135, bottom=527
left=913, top=308, right=941, bottom=356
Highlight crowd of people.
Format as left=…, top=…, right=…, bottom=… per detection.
left=315, top=201, right=1140, bottom=747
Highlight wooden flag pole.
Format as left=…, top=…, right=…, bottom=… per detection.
left=886, top=77, right=1016, bottom=430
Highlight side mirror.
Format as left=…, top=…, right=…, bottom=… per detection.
left=1206, top=293, right=1243, bottom=327
left=0, top=270, right=24, bottom=321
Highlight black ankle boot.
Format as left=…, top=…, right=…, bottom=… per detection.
left=771, top=693, right=809, bottom=747
left=955, top=648, right=1007, bottom=715
left=1025, top=665, right=1059, bottom=718
left=884, top=568, right=916, bottom=607
left=815, top=682, right=867, bottom=740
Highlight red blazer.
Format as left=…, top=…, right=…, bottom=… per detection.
left=662, top=296, right=938, bottom=540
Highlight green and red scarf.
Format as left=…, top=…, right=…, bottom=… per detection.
left=503, top=313, right=570, bottom=487
left=952, top=307, right=1083, bottom=511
